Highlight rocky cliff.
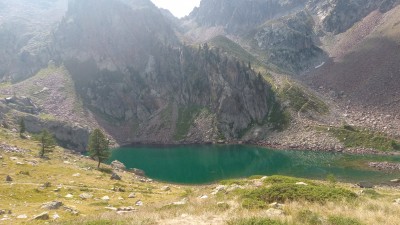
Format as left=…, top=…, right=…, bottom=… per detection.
left=50, top=0, right=273, bottom=144
left=0, top=0, right=400, bottom=150
left=0, top=0, right=68, bottom=81
left=185, top=0, right=400, bottom=74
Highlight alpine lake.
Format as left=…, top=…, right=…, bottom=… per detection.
left=108, top=145, right=400, bottom=185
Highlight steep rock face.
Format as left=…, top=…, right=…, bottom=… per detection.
left=54, top=0, right=178, bottom=72
left=189, top=0, right=307, bottom=33
left=0, top=0, right=67, bottom=81
left=255, top=11, right=325, bottom=73
left=185, top=0, right=400, bottom=74
left=0, top=102, right=89, bottom=151
left=53, top=0, right=272, bottom=143
left=313, top=0, right=400, bottom=34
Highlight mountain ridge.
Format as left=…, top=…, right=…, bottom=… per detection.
left=0, top=0, right=399, bottom=151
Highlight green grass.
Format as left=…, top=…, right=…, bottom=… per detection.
left=325, top=125, right=400, bottom=151
left=227, top=217, right=288, bottom=225
left=174, top=105, right=202, bottom=140
left=240, top=176, right=357, bottom=208
left=262, top=175, right=314, bottom=185
left=265, top=93, right=291, bottom=131
left=220, top=179, right=247, bottom=186
left=39, top=113, right=57, bottom=121
left=209, top=36, right=261, bottom=68
left=279, top=82, right=328, bottom=115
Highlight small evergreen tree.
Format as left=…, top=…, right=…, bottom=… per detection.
left=38, top=129, right=56, bottom=158
left=88, top=129, right=110, bottom=168
left=19, top=118, right=25, bottom=137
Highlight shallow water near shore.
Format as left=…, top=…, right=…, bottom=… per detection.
left=109, top=145, right=400, bottom=184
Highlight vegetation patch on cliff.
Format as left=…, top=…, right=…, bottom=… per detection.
left=279, top=81, right=329, bottom=116
left=324, top=125, right=400, bottom=151
left=174, top=105, right=203, bottom=141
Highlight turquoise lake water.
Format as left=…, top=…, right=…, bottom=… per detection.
left=108, top=145, right=400, bottom=184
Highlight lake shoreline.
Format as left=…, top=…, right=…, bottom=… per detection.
left=119, top=140, right=400, bottom=156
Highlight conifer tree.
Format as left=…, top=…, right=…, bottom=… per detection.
left=38, top=129, right=56, bottom=158
left=19, top=118, right=25, bottom=137
left=88, top=129, right=110, bottom=168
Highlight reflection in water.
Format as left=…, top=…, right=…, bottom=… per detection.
left=109, top=145, right=400, bottom=184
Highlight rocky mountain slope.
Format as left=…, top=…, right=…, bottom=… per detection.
left=0, top=0, right=68, bottom=81
left=306, top=4, right=400, bottom=116
left=0, top=0, right=277, bottom=148
left=0, top=0, right=399, bottom=151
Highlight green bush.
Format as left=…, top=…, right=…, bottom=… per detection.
left=220, top=179, right=247, bottom=186
left=227, top=217, right=288, bottom=225
left=263, top=175, right=314, bottom=185
left=242, top=198, right=267, bottom=209
left=241, top=183, right=356, bottom=207
left=327, top=216, right=364, bottom=225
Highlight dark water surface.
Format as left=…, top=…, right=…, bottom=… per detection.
left=109, top=145, right=400, bottom=184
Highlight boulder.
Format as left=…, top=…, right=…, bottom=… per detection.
left=295, top=182, right=308, bottom=186
left=117, top=206, right=135, bottom=212
left=33, top=212, right=49, bottom=220
left=172, top=198, right=187, bottom=205
left=111, top=173, right=121, bottom=180
left=17, top=214, right=27, bottom=219
left=65, top=194, right=73, bottom=198
left=101, top=196, right=110, bottom=201
left=41, top=182, right=51, bottom=188
left=135, top=200, right=143, bottom=206
left=52, top=213, right=60, bottom=220
left=161, top=186, right=170, bottom=191
left=79, top=193, right=93, bottom=200
left=63, top=206, right=79, bottom=215
left=128, top=193, right=136, bottom=198
left=211, top=185, right=226, bottom=195
left=132, top=168, right=145, bottom=177
left=269, top=202, right=284, bottom=209
left=265, top=208, right=284, bottom=217
left=41, top=201, right=63, bottom=210
left=111, top=160, right=126, bottom=170
left=5, top=175, right=12, bottom=182
left=358, top=182, right=374, bottom=189
left=199, top=195, right=208, bottom=199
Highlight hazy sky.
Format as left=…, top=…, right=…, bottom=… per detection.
left=151, top=0, right=201, bottom=18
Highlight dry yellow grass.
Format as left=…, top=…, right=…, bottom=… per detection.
left=0, top=128, right=399, bottom=225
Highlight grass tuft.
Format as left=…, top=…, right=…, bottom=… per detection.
left=227, top=217, right=288, bottom=225
left=327, top=215, right=364, bottom=225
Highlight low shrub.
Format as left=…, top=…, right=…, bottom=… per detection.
left=220, top=179, right=247, bottom=186
left=262, top=175, right=314, bottom=185
left=241, top=183, right=356, bottom=207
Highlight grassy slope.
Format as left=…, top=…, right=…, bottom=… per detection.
left=0, top=129, right=399, bottom=224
